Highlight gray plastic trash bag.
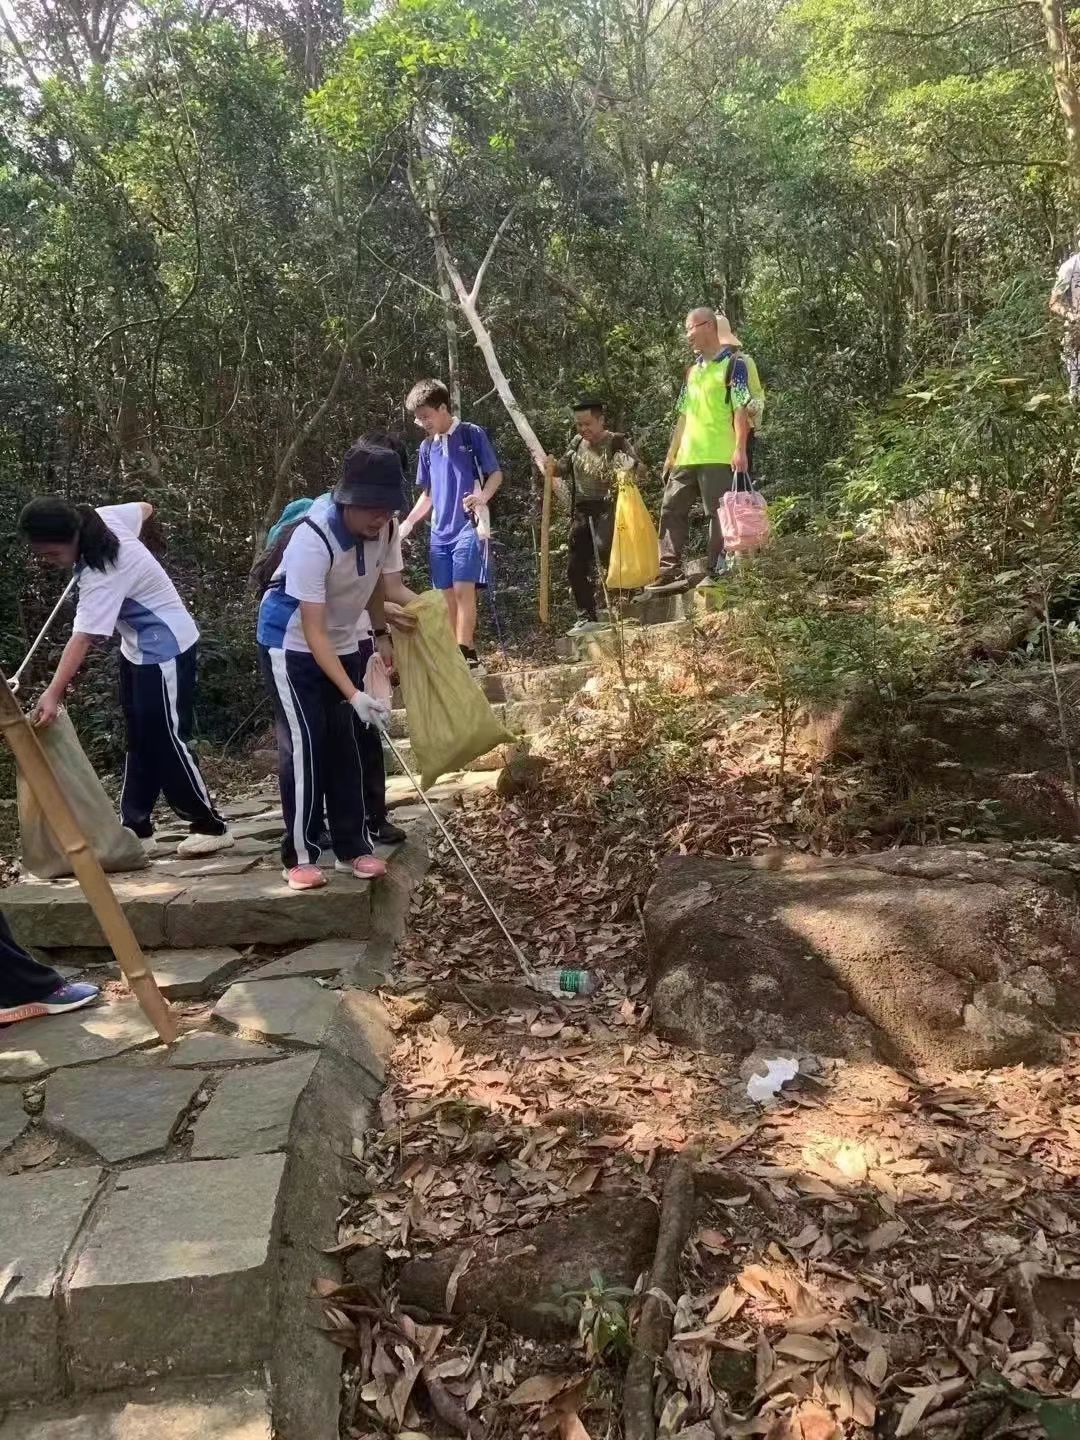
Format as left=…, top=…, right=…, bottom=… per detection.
left=17, top=709, right=148, bottom=878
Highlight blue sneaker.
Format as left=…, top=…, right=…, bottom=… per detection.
left=0, top=981, right=101, bottom=1027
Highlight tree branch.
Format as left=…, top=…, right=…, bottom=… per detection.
left=468, top=206, right=517, bottom=308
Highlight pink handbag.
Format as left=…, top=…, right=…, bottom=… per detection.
left=719, top=473, right=770, bottom=554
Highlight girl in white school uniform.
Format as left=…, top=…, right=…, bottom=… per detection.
left=256, top=438, right=418, bottom=890
left=19, top=497, right=233, bottom=858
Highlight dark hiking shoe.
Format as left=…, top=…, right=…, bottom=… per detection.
left=645, top=573, right=689, bottom=594
left=372, top=817, right=407, bottom=845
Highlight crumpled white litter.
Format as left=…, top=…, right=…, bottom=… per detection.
left=746, top=1056, right=799, bottom=1102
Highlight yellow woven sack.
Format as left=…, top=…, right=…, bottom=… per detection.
left=17, top=709, right=148, bottom=878
left=393, top=590, right=513, bottom=789
left=606, top=477, right=660, bottom=590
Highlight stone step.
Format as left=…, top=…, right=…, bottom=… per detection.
left=390, top=661, right=592, bottom=709
left=384, top=696, right=563, bottom=741
left=556, top=616, right=696, bottom=662
left=0, top=1155, right=286, bottom=1400
left=0, top=1378, right=272, bottom=1440
left=624, top=584, right=730, bottom=627
left=385, top=770, right=499, bottom=806
left=381, top=734, right=527, bottom=778
left=2, top=861, right=375, bottom=952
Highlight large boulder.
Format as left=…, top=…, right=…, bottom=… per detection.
left=646, top=843, right=1080, bottom=1070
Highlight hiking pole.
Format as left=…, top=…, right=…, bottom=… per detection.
left=10, top=577, right=77, bottom=696
left=380, top=730, right=540, bottom=987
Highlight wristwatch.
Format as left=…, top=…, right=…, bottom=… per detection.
left=373, top=627, right=390, bottom=639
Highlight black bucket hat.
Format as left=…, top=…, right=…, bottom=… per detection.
left=333, top=439, right=407, bottom=512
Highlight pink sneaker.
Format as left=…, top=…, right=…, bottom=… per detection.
left=334, top=855, right=387, bottom=879
left=282, top=865, right=327, bottom=890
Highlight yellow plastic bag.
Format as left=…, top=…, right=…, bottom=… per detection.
left=17, top=709, right=148, bottom=879
left=606, top=477, right=660, bottom=590
left=393, top=590, right=513, bottom=789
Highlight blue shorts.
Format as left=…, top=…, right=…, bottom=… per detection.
left=430, top=527, right=488, bottom=589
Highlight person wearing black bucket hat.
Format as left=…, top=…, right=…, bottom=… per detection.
left=256, top=438, right=419, bottom=891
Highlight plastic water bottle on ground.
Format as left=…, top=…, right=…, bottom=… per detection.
left=537, top=967, right=599, bottom=997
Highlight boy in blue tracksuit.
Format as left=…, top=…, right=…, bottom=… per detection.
left=399, top=379, right=503, bottom=670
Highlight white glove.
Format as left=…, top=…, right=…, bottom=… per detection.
left=349, top=691, right=390, bottom=730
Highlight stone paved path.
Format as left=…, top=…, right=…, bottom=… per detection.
left=0, top=771, right=496, bottom=1436
left=0, top=653, right=611, bottom=1434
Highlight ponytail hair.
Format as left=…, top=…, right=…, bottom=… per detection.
left=18, top=497, right=120, bottom=572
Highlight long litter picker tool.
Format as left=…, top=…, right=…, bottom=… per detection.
left=380, top=730, right=542, bottom=989
left=9, top=576, right=77, bottom=696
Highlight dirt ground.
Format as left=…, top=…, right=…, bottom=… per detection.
left=327, top=759, right=1080, bottom=1440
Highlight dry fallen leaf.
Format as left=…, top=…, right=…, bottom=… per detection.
left=697, top=1227, right=730, bottom=1253
left=706, top=1285, right=748, bottom=1323
left=558, top=1414, right=591, bottom=1440
left=865, top=1220, right=905, bottom=1252
left=909, top=1283, right=935, bottom=1313
left=507, top=1373, right=576, bottom=1406
left=739, top=1264, right=781, bottom=1302
left=444, top=1247, right=475, bottom=1312
left=774, top=1334, right=837, bottom=1363
left=864, top=1345, right=888, bottom=1387
left=896, top=1386, right=939, bottom=1436
left=567, top=1165, right=601, bottom=1195
left=320, top=1232, right=377, bottom=1255
left=851, top=1383, right=876, bottom=1428
left=11, top=1132, right=59, bottom=1169
left=784, top=1311, right=836, bottom=1335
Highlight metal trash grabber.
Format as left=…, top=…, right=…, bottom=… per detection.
left=380, top=731, right=540, bottom=988
left=10, top=577, right=77, bottom=695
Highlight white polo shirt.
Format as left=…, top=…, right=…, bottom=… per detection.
left=74, top=504, right=199, bottom=665
left=256, top=495, right=402, bottom=655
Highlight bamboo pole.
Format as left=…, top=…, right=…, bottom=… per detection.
left=0, top=669, right=176, bottom=1044
left=539, top=458, right=554, bottom=625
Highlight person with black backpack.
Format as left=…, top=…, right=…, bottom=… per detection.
left=399, top=379, right=503, bottom=672
left=544, top=398, right=644, bottom=634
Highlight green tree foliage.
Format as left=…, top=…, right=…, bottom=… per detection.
left=1, top=0, right=1078, bottom=756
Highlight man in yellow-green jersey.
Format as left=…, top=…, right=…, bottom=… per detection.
left=647, top=307, right=764, bottom=593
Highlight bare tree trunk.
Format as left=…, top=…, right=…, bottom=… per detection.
left=439, top=259, right=461, bottom=414
left=1042, top=0, right=1080, bottom=197
left=438, top=242, right=546, bottom=468
left=410, top=156, right=545, bottom=469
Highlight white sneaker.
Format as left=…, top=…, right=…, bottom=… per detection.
left=176, top=830, right=236, bottom=858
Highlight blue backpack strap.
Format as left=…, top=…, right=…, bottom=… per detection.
left=458, top=422, right=490, bottom=484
